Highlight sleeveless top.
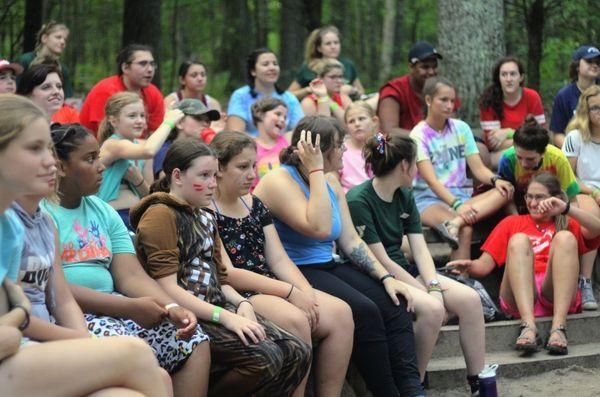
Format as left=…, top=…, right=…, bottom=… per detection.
left=273, top=164, right=342, bottom=265
left=97, top=134, right=145, bottom=202
left=307, top=92, right=343, bottom=108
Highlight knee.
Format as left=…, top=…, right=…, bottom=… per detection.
left=284, top=335, right=312, bottom=371
left=245, top=339, right=285, bottom=380
left=458, top=287, right=483, bottom=315
left=508, top=233, right=531, bottom=253
left=553, top=230, right=577, bottom=250
left=282, top=309, right=312, bottom=344
left=418, top=297, right=445, bottom=328
left=116, top=336, right=161, bottom=369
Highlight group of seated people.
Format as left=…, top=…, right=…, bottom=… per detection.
left=1, top=20, right=600, bottom=397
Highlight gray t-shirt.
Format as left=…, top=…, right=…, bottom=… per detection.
left=11, top=202, right=56, bottom=322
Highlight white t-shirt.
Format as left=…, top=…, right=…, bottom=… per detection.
left=562, top=129, right=600, bottom=189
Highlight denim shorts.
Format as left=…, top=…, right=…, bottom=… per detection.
left=413, top=187, right=473, bottom=214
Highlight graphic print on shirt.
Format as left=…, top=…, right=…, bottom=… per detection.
left=61, top=219, right=110, bottom=263
left=20, top=251, right=53, bottom=294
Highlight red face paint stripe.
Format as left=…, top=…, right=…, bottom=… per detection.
left=192, top=184, right=205, bottom=191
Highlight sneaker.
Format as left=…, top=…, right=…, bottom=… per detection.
left=580, top=276, right=598, bottom=311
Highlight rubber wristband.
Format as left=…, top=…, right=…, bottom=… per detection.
left=163, top=120, right=175, bottom=129
left=428, top=287, right=443, bottom=294
left=317, top=95, right=330, bottom=103
left=309, top=168, right=324, bottom=174
left=380, top=274, right=395, bottom=283
left=237, top=299, right=252, bottom=308
left=506, top=128, right=515, bottom=139
left=561, top=201, right=571, bottom=215
left=330, top=102, right=340, bottom=111
left=452, top=199, right=463, bottom=210
left=134, top=178, right=145, bottom=188
left=592, top=189, right=600, bottom=200
left=12, top=305, right=30, bottom=331
left=165, top=303, right=180, bottom=311
left=285, top=285, right=295, bottom=300
left=212, top=306, right=223, bottom=323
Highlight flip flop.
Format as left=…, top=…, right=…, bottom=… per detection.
left=434, top=220, right=459, bottom=250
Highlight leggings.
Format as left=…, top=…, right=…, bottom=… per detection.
left=300, top=262, right=423, bottom=397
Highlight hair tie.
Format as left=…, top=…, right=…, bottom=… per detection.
left=375, top=132, right=386, bottom=154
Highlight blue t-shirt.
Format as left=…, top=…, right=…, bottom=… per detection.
left=153, top=141, right=172, bottom=178
left=41, top=196, right=136, bottom=293
left=550, top=83, right=580, bottom=134
left=97, top=134, right=145, bottom=203
left=227, top=85, right=304, bottom=136
left=273, top=165, right=342, bottom=265
left=0, top=208, right=24, bottom=283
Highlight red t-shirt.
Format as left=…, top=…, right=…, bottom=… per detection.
left=79, top=75, right=165, bottom=137
left=481, top=214, right=596, bottom=274
left=51, top=105, right=80, bottom=124
left=378, top=74, right=461, bottom=131
left=479, top=87, right=545, bottom=146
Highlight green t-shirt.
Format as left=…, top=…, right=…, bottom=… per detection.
left=347, top=180, right=422, bottom=268
left=294, top=58, right=358, bottom=88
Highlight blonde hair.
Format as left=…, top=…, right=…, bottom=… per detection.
left=344, top=101, right=376, bottom=123
left=32, top=21, right=69, bottom=66
left=305, top=26, right=340, bottom=66
left=312, top=58, right=344, bottom=78
left=0, top=94, right=45, bottom=152
left=566, top=85, right=600, bottom=141
left=98, top=92, right=143, bottom=145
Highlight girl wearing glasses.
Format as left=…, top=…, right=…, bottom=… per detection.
left=562, top=85, right=600, bottom=311
left=300, top=59, right=352, bottom=123
left=449, top=172, right=600, bottom=356
left=478, top=57, right=545, bottom=169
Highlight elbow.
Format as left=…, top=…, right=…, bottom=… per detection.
left=141, top=147, right=156, bottom=158
left=310, top=224, right=333, bottom=240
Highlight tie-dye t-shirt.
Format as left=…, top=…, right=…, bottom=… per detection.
left=410, top=119, right=479, bottom=190
left=253, top=135, right=289, bottom=190
left=41, top=196, right=135, bottom=293
left=498, top=145, right=580, bottom=198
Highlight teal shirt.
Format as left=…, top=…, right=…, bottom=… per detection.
left=41, top=196, right=136, bottom=293
left=97, top=134, right=144, bottom=203
left=17, top=51, right=73, bottom=98
left=347, top=180, right=422, bottom=268
left=0, top=209, right=24, bottom=283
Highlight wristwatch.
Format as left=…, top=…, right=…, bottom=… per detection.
left=490, top=175, right=502, bottom=186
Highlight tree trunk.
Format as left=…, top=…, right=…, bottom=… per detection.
left=392, top=0, right=405, bottom=66
left=23, top=0, right=43, bottom=52
left=524, top=0, right=544, bottom=91
left=220, top=0, right=253, bottom=91
left=379, top=0, right=398, bottom=82
left=254, top=0, right=268, bottom=46
left=437, top=0, right=505, bottom=125
left=122, top=0, right=162, bottom=87
left=280, top=0, right=306, bottom=87
left=303, top=0, right=322, bottom=32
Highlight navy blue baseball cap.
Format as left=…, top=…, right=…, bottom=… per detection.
left=572, top=45, right=600, bottom=61
left=408, top=42, right=443, bottom=64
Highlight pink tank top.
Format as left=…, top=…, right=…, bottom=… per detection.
left=252, top=135, right=289, bottom=190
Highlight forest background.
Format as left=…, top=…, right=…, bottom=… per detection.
left=0, top=0, right=598, bottom=125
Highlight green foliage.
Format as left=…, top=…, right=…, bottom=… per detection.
left=0, top=0, right=596, bottom=114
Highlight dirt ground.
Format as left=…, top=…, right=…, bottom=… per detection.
left=428, top=365, right=600, bottom=396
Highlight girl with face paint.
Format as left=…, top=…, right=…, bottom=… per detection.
left=0, top=95, right=171, bottom=397
left=131, top=138, right=312, bottom=397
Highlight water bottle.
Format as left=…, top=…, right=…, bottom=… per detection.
left=478, top=364, right=499, bottom=397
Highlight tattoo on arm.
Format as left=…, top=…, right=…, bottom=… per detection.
left=348, top=242, right=378, bottom=278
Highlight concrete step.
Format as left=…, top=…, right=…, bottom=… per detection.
left=426, top=342, right=600, bottom=389
left=433, top=311, right=600, bottom=358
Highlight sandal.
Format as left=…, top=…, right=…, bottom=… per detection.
left=515, top=322, right=541, bottom=353
left=545, top=325, right=568, bottom=355
left=434, top=220, right=459, bottom=249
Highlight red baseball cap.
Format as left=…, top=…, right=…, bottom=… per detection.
left=0, top=58, right=24, bottom=75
